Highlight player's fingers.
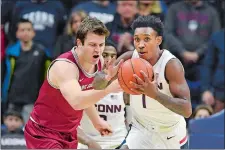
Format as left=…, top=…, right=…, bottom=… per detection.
left=133, top=74, right=144, bottom=84
left=140, top=70, right=151, bottom=83
left=131, top=87, right=144, bottom=94
left=129, top=81, right=143, bottom=88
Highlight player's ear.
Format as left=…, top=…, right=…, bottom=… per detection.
left=156, top=36, right=162, bottom=46
left=76, top=39, right=83, bottom=47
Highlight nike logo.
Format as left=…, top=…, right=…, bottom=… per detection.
left=167, top=135, right=175, bottom=140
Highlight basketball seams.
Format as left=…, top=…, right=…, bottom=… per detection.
left=139, top=58, right=149, bottom=78
left=119, top=62, right=135, bottom=94
left=130, top=59, right=138, bottom=84
left=118, top=58, right=153, bottom=95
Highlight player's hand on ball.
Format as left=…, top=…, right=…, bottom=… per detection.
left=130, top=70, right=158, bottom=99
left=94, top=118, right=113, bottom=136
left=105, top=59, right=124, bottom=81
left=87, top=139, right=102, bottom=149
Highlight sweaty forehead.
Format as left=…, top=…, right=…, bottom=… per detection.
left=134, top=27, right=156, bottom=37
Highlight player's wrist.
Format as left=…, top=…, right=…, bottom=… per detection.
left=154, top=91, right=161, bottom=101
left=104, top=74, right=112, bottom=82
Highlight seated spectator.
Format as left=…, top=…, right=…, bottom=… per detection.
left=138, top=0, right=164, bottom=21
left=164, top=0, right=221, bottom=102
left=71, top=0, right=116, bottom=24
left=192, top=104, right=213, bottom=119
left=106, top=1, right=138, bottom=56
left=1, top=109, right=24, bottom=135
left=53, top=10, right=87, bottom=58
left=1, top=109, right=26, bottom=149
left=2, top=18, right=50, bottom=123
left=9, top=0, right=67, bottom=57
left=200, top=29, right=224, bottom=113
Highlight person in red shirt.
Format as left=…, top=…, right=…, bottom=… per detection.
left=24, top=17, right=123, bottom=149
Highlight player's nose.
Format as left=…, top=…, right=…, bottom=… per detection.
left=138, top=41, right=145, bottom=49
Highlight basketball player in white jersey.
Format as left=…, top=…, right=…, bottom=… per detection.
left=78, top=41, right=131, bottom=149
left=93, top=15, right=192, bottom=149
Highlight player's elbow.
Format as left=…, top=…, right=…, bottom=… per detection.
left=67, top=97, right=85, bottom=110
left=183, top=102, right=192, bottom=118
left=72, top=103, right=83, bottom=110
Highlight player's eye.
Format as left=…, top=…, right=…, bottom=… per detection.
left=89, top=43, right=96, bottom=47
left=102, top=54, right=107, bottom=58
left=144, top=37, right=150, bottom=42
left=111, top=55, right=116, bottom=59
left=134, top=38, right=140, bottom=42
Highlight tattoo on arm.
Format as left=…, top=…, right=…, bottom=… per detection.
left=92, top=72, right=110, bottom=90
left=155, top=85, right=191, bottom=118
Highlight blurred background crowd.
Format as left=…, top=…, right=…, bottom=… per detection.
left=1, top=0, right=224, bottom=149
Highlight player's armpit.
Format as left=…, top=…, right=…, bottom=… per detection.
left=155, top=59, right=192, bottom=118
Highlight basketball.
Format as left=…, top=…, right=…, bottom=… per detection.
left=118, top=58, right=154, bottom=95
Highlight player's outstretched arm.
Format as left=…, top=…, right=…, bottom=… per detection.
left=49, top=61, right=122, bottom=110
left=77, top=126, right=102, bottom=149
left=154, top=59, right=192, bottom=118
left=93, top=51, right=133, bottom=90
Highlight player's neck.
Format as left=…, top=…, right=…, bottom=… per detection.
left=21, top=41, right=33, bottom=51
left=149, top=48, right=163, bottom=66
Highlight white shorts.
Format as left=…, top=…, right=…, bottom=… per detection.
left=77, top=139, right=126, bottom=149
left=126, top=118, right=188, bottom=149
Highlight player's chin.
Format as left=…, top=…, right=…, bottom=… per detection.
left=91, top=57, right=100, bottom=64
left=139, top=54, right=148, bottom=60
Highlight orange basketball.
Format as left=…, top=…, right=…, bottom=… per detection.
left=118, top=58, right=154, bottom=95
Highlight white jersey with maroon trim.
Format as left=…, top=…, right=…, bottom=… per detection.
left=126, top=49, right=187, bottom=149
left=78, top=92, right=127, bottom=149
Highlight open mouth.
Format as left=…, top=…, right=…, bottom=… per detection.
left=138, top=52, right=146, bottom=55
left=93, top=55, right=99, bottom=59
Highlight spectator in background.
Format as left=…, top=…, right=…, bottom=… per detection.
left=192, top=104, right=213, bottom=119
left=71, top=0, right=116, bottom=24
left=1, top=109, right=26, bottom=149
left=164, top=0, right=221, bottom=102
left=200, top=29, right=224, bottom=113
left=53, top=10, right=87, bottom=58
left=2, top=19, right=50, bottom=123
left=1, top=110, right=24, bottom=136
left=60, top=0, right=87, bottom=15
left=1, top=26, right=6, bottom=83
left=208, top=0, right=225, bottom=28
left=106, top=1, right=138, bottom=56
left=138, top=0, right=164, bottom=21
left=9, top=0, right=67, bottom=57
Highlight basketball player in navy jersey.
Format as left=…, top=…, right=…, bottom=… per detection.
left=93, top=15, right=192, bottom=149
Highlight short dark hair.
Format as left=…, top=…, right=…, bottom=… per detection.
left=105, top=40, right=117, bottom=51
left=3, top=109, right=23, bottom=121
left=16, top=18, right=33, bottom=31
left=76, top=17, right=110, bottom=44
left=131, top=15, right=164, bottom=36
